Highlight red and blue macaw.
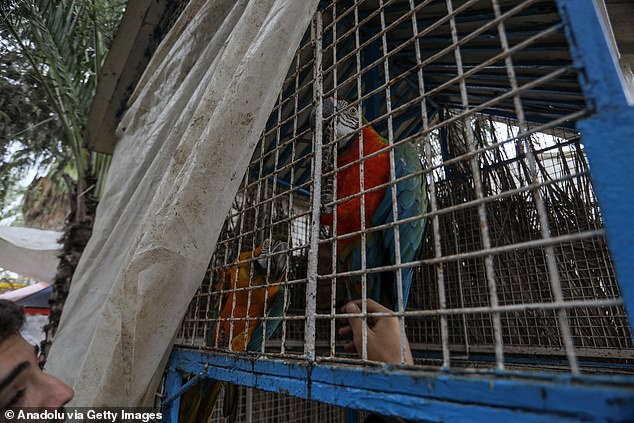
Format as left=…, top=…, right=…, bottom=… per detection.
left=312, top=97, right=427, bottom=311
left=179, top=239, right=289, bottom=423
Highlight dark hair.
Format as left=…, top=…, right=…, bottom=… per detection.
left=0, top=299, right=25, bottom=342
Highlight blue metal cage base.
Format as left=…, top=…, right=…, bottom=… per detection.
left=164, top=347, right=634, bottom=422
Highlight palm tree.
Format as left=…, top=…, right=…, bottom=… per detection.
left=0, top=0, right=124, bottom=364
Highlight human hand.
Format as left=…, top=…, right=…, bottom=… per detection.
left=338, top=299, right=414, bottom=365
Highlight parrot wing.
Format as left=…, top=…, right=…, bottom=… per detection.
left=247, top=285, right=289, bottom=352
left=217, top=286, right=288, bottom=423
left=183, top=289, right=285, bottom=423
left=370, top=141, right=428, bottom=310
left=181, top=240, right=289, bottom=423
left=336, top=231, right=384, bottom=302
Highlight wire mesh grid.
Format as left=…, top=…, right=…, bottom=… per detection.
left=152, top=0, right=192, bottom=54
left=176, top=0, right=633, bottom=378
left=176, top=28, right=316, bottom=357
left=200, top=387, right=346, bottom=423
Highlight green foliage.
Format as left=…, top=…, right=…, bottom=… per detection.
left=0, top=38, right=64, bottom=214
left=0, top=0, right=124, bottom=223
left=0, top=44, right=64, bottom=157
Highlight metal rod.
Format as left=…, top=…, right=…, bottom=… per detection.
left=446, top=0, right=504, bottom=370
left=409, top=0, right=451, bottom=369
left=162, top=370, right=205, bottom=406
left=305, top=12, right=323, bottom=361
left=379, top=0, right=408, bottom=366
left=317, top=78, right=582, bottom=188
left=258, top=90, right=285, bottom=354
left=323, top=3, right=555, bottom=107
left=318, top=230, right=602, bottom=277
left=240, top=113, right=269, bottom=352
left=246, top=387, right=253, bottom=423
left=329, top=0, right=339, bottom=360
left=491, top=0, right=579, bottom=374
left=326, top=298, right=623, bottom=320
left=354, top=2, right=369, bottom=362
left=282, top=46, right=304, bottom=356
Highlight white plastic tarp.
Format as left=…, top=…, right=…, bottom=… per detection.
left=45, top=0, right=319, bottom=406
left=0, top=226, right=61, bottom=281
left=21, top=314, right=49, bottom=347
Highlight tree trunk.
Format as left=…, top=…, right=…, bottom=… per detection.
left=39, top=173, right=98, bottom=367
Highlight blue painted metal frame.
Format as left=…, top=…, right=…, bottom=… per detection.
left=556, top=0, right=634, bottom=333
left=556, top=0, right=630, bottom=111
left=163, top=368, right=182, bottom=422
left=162, top=2, right=634, bottom=421
left=577, top=107, right=634, bottom=336
left=166, top=349, right=634, bottom=422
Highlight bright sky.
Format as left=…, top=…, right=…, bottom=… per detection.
left=0, top=140, right=43, bottom=226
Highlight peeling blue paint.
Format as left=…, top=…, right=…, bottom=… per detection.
left=578, top=108, right=634, bottom=337
left=556, top=0, right=630, bottom=111
left=162, top=368, right=182, bottom=421
left=555, top=0, right=634, bottom=334
left=163, top=349, right=634, bottom=422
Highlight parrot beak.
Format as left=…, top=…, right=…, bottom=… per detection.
left=254, top=239, right=288, bottom=280
left=269, top=240, right=288, bottom=279
left=310, top=97, right=336, bottom=130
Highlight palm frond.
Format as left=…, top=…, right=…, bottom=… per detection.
left=0, top=0, right=124, bottom=218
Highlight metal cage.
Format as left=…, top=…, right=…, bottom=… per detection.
left=164, top=0, right=634, bottom=421
left=213, top=387, right=346, bottom=423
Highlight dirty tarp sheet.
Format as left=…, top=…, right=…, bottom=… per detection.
left=45, top=0, right=319, bottom=406
left=0, top=226, right=61, bottom=281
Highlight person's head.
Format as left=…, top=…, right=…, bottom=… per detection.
left=0, top=299, right=73, bottom=409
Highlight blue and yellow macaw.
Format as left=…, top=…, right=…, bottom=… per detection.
left=179, top=239, right=289, bottom=423
left=312, top=97, right=428, bottom=310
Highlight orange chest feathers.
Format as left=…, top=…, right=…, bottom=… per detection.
left=333, top=127, right=390, bottom=236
